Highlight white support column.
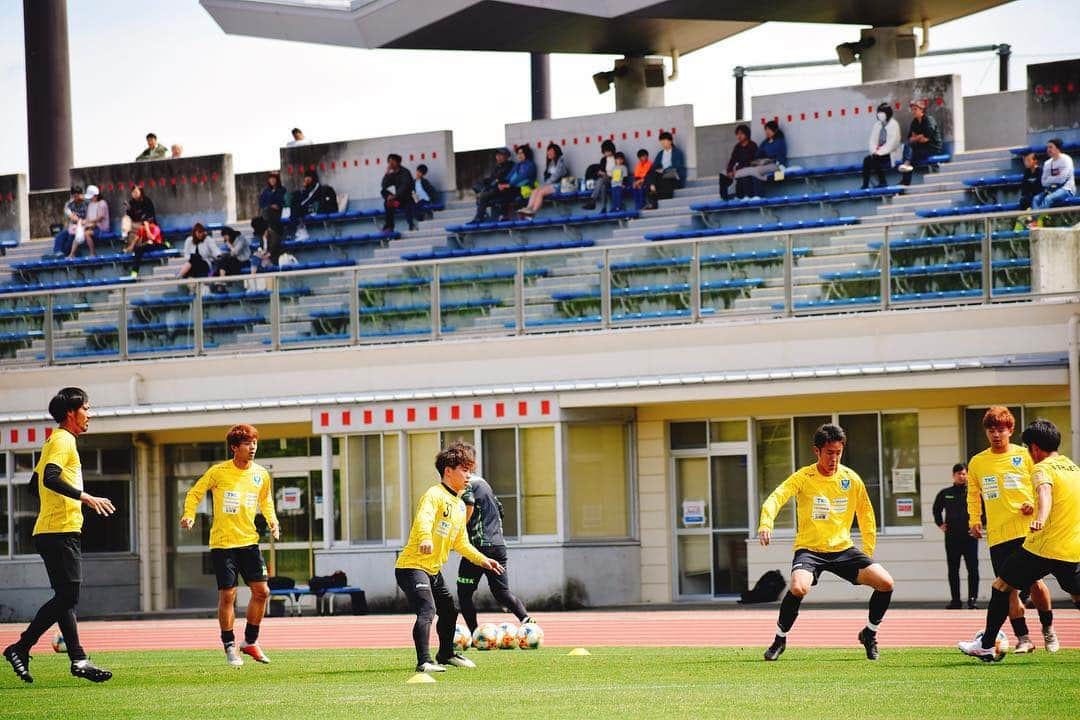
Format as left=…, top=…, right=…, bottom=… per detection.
left=321, top=434, right=334, bottom=548
left=860, top=27, right=917, bottom=83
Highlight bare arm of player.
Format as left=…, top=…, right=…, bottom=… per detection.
left=1029, top=479, right=1053, bottom=532
left=855, top=480, right=877, bottom=557
left=757, top=475, right=799, bottom=545
left=180, top=468, right=214, bottom=529
left=81, top=492, right=115, bottom=516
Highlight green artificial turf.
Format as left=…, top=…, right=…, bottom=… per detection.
left=2, top=647, right=1078, bottom=719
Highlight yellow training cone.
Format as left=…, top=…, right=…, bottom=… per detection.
left=567, top=648, right=591, bottom=656
left=407, top=673, right=437, bottom=684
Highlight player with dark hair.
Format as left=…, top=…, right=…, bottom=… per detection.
left=180, top=424, right=279, bottom=667
left=395, top=441, right=504, bottom=673
left=966, top=406, right=1056, bottom=653
left=456, top=474, right=534, bottom=634
left=758, top=423, right=895, bottom=661
left=4, top=388, right=115, bottom=684
left=960, top=418, right=1080, bottom=661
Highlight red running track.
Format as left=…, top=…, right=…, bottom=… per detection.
left=1, top=609, right=1077, bottom=653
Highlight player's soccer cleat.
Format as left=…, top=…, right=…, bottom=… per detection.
left=239, top=641, right=270, bottom=664
left=224, top=644, right=244, bottom=667
left=3, top=644, right=32, bottom=683
left=958, top=639, right=1003, bottom=662
left=967, top=599, right=978, bottom=610
left=70, top=659, right=112, bottom=683
left=1013, top=635, right=1036, bottom=654
left=1043, top=627, right=1060, bottom=653
left=857, top=629, right=879, bottom=660
left=763, top=637, right=786, bottom=661
left=416, top=661, right=446, bottom=673
left=439, top=653, right=476, bottom=668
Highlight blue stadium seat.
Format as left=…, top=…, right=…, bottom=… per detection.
left=445, top=210, right=638, bottom=235
left=0, top=275, right=137, bottom=295
left=12, top=249, right=181, bottom=274
left=281, top=230, right=398, bottom=251
left=964, top=170, right=1080, bottom=188
left=358, top=268, right=549, bottom=290
left=690, top=186, right=903, bottom=213
left=0, top=303, right=91, bottom=319
left=553, top=279, right=764, bottom=302
left=867, top=230, right=1028, bottom=251
left=403, top=239, right=594, bottom=262
left=781, top=154, right=950, bottom=179
left=1010, top=142, right=1080, bottom=155
left=917, top=196, right=1080, bottom=218
left=609, top=248, right=810, bottom=272
left=84, top=315, right=265, bottom=336
left=301, top=202, right=445, bottom=223
left=823, top=257, right=1030, bottom=282
left=0, top=329, right=44, bottom=343
left=644, top=216, right=858, bottom=243
left=256, top=259, right=356, bottom=273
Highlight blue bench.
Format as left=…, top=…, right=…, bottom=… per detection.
left=0, top=275, right=137, bottom=295
left=358, top=269, right=549, bottom=291
left=403, top=239, right=595, bottom=262
left=265, top=584, right=365, bottom=615
left=773, top=284, right=1032, bottom=311
left=868, top=229, right=1028, bottom=251
left=446, top=210, right=638, bottom=235
left=281, top=230, right=398, bottom=251
left=13, top=249, right=180, bottom=274
left=610, top=248, right=811, bottom=273
left=84, top=315, right=265, bottom=336
left=964, top=171, right=1080, bottom=188
left=300, top=202, right=445, bottom=224
left=509, top=306, right=719, bottom=329
left=552, top=279, right=763, bottom=302
left=0, top=303, right=91, bottom=319
left=781, top=154, right=950, bottom=179
left=271, top=327, right=456, bottom=345
left=353, top=298, right=501, bottom=317
left=916, top=196, right=1080, bottom=218
left=644, top=216, right=858, bottom=242
left=690, top=186, right=903, bottom=213
left=1011, top=142, right=1080, bottom=155
left=129, top=288, right=311, bottom=310
left=256, top=258, right=357, bottom=273
left=823, top=257, right=1030, bottom=281
left=0, top=329, right=44, bottom=343
left=51, top=342, right=221, bottom=360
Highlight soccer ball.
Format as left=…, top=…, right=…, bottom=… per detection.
left=51, top=633, right=66, bottom=654
left=497, top=622, right=518, bottom=649
left=517, top=622, right=544, bottom=650
left=454, top=625, right=471, bottom=652
left=973, top=629, right=1010, bottom=659
left=472, top=623, right=500, bottom=651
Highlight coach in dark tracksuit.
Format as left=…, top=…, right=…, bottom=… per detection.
left=456, top=476, right=532, bottom=632
left=933, top=463, right=980, bottom=609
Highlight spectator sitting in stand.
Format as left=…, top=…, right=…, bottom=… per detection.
left=259, top=172, right=286, bottom=226
left=861, top=102, right=902, bottom=189
left=897, top=100, right=942, bottom=185
left=121, top=186, right=157, bottom=250
left=1019, top=152, right=1043, bottom=211
left=136, top=132, right=168, bottom=161
left=170, top=144, right=183, bottom=159
left=289, top=170, right=338, bottom=224
left=520, top=143, right=568, bottom=216
left=718, top=124, right=758, bottom=201
left=287, top=128, right=311, bottom=147
left=251, top=216, right=283, bottom=269
left=1031, top=138, right=1076, bottom=213
left=631, top=149, right=652, bottom=211
left=52, top=185, right=86, bottom=256
left=493, top=145, right=536, bottom=220
left=583, top=139, right=617, bottom=211
left=746, top=120, right=788, bottom=196
left=213, top=226, right=250, bottom=279
left=645, top=131, right=687, bottom=208
left=469, top=147, right=514, bottom=224
left=609, top=152, right=631, bottom=212
left=178, top=223, right=221, bottom=280
left=69, top=185, right=109, bottom=259
left=128, top=220, right=163, bottom=278
left=381, top=153, right=415, bottom=232
left=412, top=164, right=438, bottom=220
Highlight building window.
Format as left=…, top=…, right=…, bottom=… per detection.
left=964, top=405, right=1071, bottom=458
left=346, top=435, right=383, bottom=544
left=567, top=423, right=630, bottom=539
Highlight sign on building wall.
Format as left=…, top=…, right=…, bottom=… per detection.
left=311, top=396, right=559, bottom=434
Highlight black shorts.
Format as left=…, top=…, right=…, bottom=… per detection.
left=457, top=544, right=508, bottom=585
left=989, top=537, right=1025, bottom=576
left=210, top=544, right=267, bottom=590
left=792, top=547, right=874, bottom=586
left=1000, top=547, right=1080, bottom=595
left=35, top=532, right=82, bottom=586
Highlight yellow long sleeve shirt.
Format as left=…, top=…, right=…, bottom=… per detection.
left=967, top=444, right=1034, bottom=547
left=1024, top=454, right=1080, bottom=563
left=396, top=483, right=488, bottom=575
left=182, top=460, right=278, bottom=549
left=33, top=428, right=84, bottom=535
left=758, top=463, right=877, bottom=556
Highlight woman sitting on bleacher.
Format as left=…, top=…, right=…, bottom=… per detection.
left=745, top=121, right=788, bottom=197
left=178, top=223, right=221, bottom=280
left=520, top=143, right=568, bottom=216
left=69, top=186, right=109, bottom=260
left=487, top=145, right=536, bottom=221
left=718, top=125, right=758, bottom=201
left=121, top=186, right=157, bottom=249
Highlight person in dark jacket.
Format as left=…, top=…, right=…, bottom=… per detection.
left=380, top=153, right=415, bottom=232
left=470, top=147, right=515, bottom=224
left=412, top=164, right=438, bottom=219
left=121, top=185, right=157, bottom=251
left=897, top=100, right=943, bottom=186
left=289, top=170, right=338, bottom=222
left=644, top=131, right=687, bottom=208
left=583, top=139, right=618, bottom=211
left=718, top=124, right=758, bottom=200
left=258, top=172, right=286, bottom=227
left=478, top=146, right=536, bottom=222
left=744, top=120, right=788, bottom=196
left=933, top=462, right=980, bottom=609
left=1018, top=152, right=1043, bottom=211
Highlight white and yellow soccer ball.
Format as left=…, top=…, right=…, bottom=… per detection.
left=454, top=625, right=471, bottom=652
left=973, top=629, right=1010, bottom=659
left=497, top=622, right=518, bottom=649
left=472, top=623, right=500, bottom=651
left=517, top=622, right=544, bottom=650
left=51, top=633, right=66, bottom=654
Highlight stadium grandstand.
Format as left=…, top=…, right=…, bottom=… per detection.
left=1, top=0, right=1079, bottom=628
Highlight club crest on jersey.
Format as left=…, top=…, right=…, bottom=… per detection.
left=840, top=476, right=851, bottom=491
left=1011, top=456, right=1022, bottom=468
left=251, top=475, right=263, bottom=487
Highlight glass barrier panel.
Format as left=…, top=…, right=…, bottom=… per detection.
left=354, top=262, right=432, bottom=343
left=272, top=267, right=352, bottom=349
left=437, top=258, right=517, bottom=337
left=520, top=247, right=603, bottom=331
left=200, top=275, right=271, bottom=355
left=606, top=241, right=693, bottom=324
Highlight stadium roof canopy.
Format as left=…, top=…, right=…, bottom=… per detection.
left=200, top=0, right=1015, bottom=56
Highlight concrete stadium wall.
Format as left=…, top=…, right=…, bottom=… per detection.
left=69, top=154, right=235, bottom=232
left=1026, top=57, right=1080, bottom=146
left=963, top=91, right=1026, bottom=150
left=0, top=174, right=28, bottom=247
left=0, top=556, right=139, bottom=621
left=1031, top=227, right=1080, bottom=293
left=235, top=169, right=273, bottom=222
left=28, top=188, right=69, bottom=239
left=505, top=105, right=697, bottom=183
left=279, top=131, right=457, bottom=209
left=752, top=74, right=963, bottom=167
left=695, top=122, right=743, bottom=178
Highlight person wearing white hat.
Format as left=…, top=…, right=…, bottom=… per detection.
left=68, top=186, right=108, bottom=260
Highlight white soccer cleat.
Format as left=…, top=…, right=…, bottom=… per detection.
left=1043, top=627, right=1060, bottom=653
left=416, top=661, right=446, bottom=673
left=957, top=639, right=1003, bottom=662
left=1014, top=636, right=1036, bottom=654
left=224, top=644, right=244, bottom=667
left=239, top=641, right=270, bottom=664
left=441, top=653, right=476, bottom=668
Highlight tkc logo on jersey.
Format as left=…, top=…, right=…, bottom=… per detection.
left=1011, top=456, right=1022, bottom=468
left=252, top=475, right=263, bottom=487
left=839, top=477, right=851, bottom=491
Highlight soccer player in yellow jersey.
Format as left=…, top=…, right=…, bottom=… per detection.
left=181, top=424, right=279, bottom=667
left=395, top=441, right=504, bottom=673
left=966, top=406, right=1056, bottom=653
left=4, top=388, right=115, bottom=684
left=960, top=419, right=1080, bottom=661
left=758, top=423, right=895, bottom=661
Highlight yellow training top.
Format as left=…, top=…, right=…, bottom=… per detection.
left=182, top=460, right=278, bottom=549
left=33, top=428, right=84, bottom=535
left=758, top=463, right=877, bottom=556
left=396, top=483, right=488, bottom=575
left=1023, top=454, right=1080, bottom=563
left=967, top=444, right=1034, bottom=547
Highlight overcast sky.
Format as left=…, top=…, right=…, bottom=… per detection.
left=0, top=0, right=1078, bottom=175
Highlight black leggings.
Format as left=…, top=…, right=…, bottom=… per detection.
left=457, top=545, right=529, bottom=632
left=945, top=534, right=979, bottom=602
left=862, top=154, right=892, bottom=188
left=18, top=534, right=86, bottom=662
left=395, top=568, right=457, bottom=666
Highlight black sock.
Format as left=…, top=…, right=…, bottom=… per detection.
left=221, top=630, right=235, bottom=647
left=983, top=588, right=1011, bottom=649
left=1038, top=610, right=1053, bottom=629
left=868, top=590, right=892, bottom=629
left=244, top=623, right=260, bottom=645
left=1074, top=600, right=1080, bottom=612
left=1009, top=616, right=1030, bottom=639
left=776, top=592, right=802, bottom=635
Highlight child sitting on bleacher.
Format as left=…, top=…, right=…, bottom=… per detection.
left=609, top=152, right=631, bottom=212
left=412, top=164, right=437, bottom=220
left=632, top=149, right=653, bottom=211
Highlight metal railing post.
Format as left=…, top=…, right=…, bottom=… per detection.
left=432, top=264, right=442, bottom=340
left=981, top=217, right=993, bottom=304
left=783, top=234, right=793, bottom=316
left=600, top=249, right=612, bottom=328
left=270, top=276, right=281, bottom=351
left=690, top=241, right=702, bottom=321
left=44, top=293, right=54, bottom=365
left=119, top=286, right=129, bottom=360
left=193, top=282, right=205, bottom=356
left=349, top=268, right=359, bottom=345
left=514, top=255, right=525, bottom=334
left=879, top=226, right=891, bottom=311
